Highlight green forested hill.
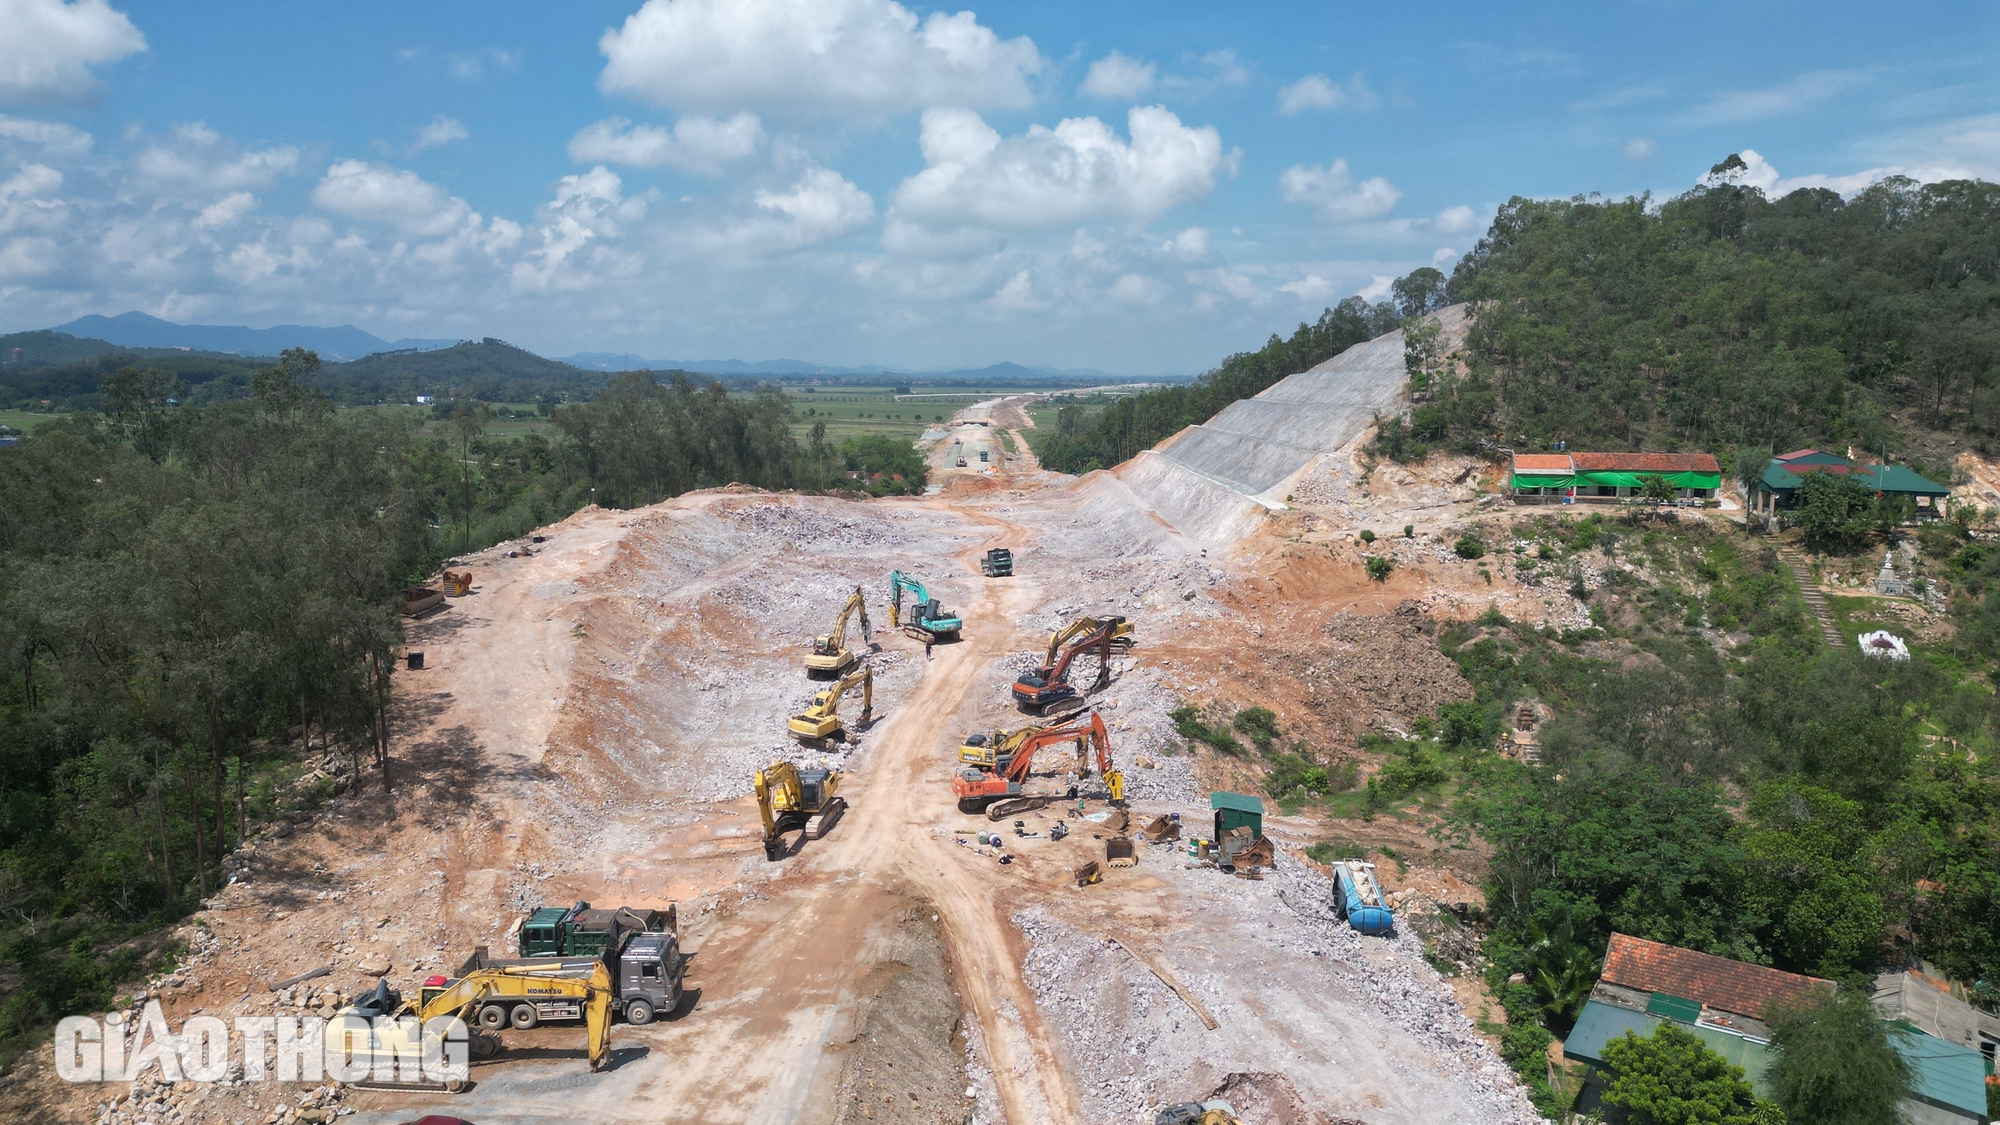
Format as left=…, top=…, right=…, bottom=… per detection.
left=314, top=338, right=611, bottom=405
left=1408, top=168, right=1999, bottom=465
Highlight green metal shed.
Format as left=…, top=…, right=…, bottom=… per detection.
left=1210, top=792, right=1264, bottom=840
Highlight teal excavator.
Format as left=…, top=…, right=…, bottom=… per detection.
left=889, top=570, right=962, bottom=642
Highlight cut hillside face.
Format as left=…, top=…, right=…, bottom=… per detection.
left=1103, top=305, right=1470, bottom=547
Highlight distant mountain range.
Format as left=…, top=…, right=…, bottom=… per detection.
left=28, top=313, right=1162, bottom=381
left=560, top=353, right=1126, bottom=382
left=52, top=313, right=456, bottom=363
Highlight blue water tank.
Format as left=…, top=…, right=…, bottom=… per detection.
left=1332, top=861, right=1395, bottom=936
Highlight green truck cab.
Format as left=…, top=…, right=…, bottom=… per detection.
left=519, top=901, right=675, bottom=957
left=980, top=548, right=1014, bottom=578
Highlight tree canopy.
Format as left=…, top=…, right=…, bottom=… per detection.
left=1600, top=1024, right=1781, bottom=1125
left=1416, top=170, right=1999, bottom=458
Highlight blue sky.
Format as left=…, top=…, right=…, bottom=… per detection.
left=0, top=0, right=1994, bottom=373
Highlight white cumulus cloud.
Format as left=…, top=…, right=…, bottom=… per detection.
left=0, top=114, right=93, bottom=155
left=192, top=191, right=256, bottom=229
left=135, top=122, right=300, bottom=193
left=0, top=0, right=146, bottom=102
left=1432, top=205, right=1477, bottom=234
left=755, top=165, right=875, bottom=238
left=1703, top=147, right=1971, bottom=198
left=989, top=269, right=1044, bottom=310
left=311, top=160, right=474, bottom=237
left=1277, top=72, right=1378, bottom=115
left=1107, top=271, right=1160, bottom=305
left=1622, top=137, right=1658, bottom=162
left=1164, top=225, right=1209, bottom=261
left=597, top=0, right=1044, bottom=116
left=1279, top=158, right=1400, bottom=222
left=1081, top=50, right=1155, bottom=100
left=568, top=113, right=763, bottom=175
left=890, top=105, right=1228, bottom=233
left=1278, top=274, right=1336, bottom=303
left=1, top=162, right=62, bottom=200
left=409, top=115, right=470, bottom=154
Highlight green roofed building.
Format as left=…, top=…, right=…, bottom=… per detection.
left=1563, top=934, right=1993, bottom=1125
left=1510, top=452, right=1722, bottom=503
left=1747, top=448, right=1951, bottom=520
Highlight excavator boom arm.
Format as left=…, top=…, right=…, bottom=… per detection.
left=888, top=571, right=930, bottom=628
left=828, top=587, right=869, bottom=649
left=755, top=764, right=802, bottom=833
left=1047, top=624, right=1114, bottom=682
left=999, top=712, right=1109, bottom=784
left=409, top=962, right=616, bottom=1070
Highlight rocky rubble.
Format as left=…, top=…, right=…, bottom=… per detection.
left=1011, top=841, right=1539, bottom=1125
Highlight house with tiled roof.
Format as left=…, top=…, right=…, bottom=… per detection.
left=1509, top=452, right=1721, bottom=503
left=1563, top=935, right=1993, bottom=1125
left=1747, top=449, right=1950, bottom=521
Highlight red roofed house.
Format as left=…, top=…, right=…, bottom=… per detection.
left=1509, top=452, right=1722, bottom=504
left=1564, top=935, right=1994, bottom=1125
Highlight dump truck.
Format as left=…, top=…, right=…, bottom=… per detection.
left=980, top=548, right=1014, bottom=577
left=457, top=924, right=687, bottom=1027
left=517, top=901, right=675, bottom=958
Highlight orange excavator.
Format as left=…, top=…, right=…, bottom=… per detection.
left=1011, top=621, right=1114, bottom=714
left=953, top=711, right=1123, bottom=818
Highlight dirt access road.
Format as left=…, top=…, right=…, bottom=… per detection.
left=24, top=374, right=1541, bottom=1125
left=355, top=508, right=1084, bottom=1124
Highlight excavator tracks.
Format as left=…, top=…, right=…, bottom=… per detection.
left=804, top=797, right=847, bottom=839
left=984, top=796, right=1053, bottom=820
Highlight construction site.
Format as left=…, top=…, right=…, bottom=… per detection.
left=16, top=309, right=1620, bottom=1125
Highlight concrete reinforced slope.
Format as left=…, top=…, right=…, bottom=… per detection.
left=1103, top=303, right=1468, bottom=547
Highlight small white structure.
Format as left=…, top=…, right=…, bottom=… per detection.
left=1858, top=630, right=1910, bottom=661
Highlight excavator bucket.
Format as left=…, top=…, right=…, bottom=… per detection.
left=1100, top=808, right=1130, bottom=835
left=1074, top=860, right=1102, bottom=887
left=1105, top=836, right=1136, bottom=867
left=1141, top=815, right=1181, bottom=843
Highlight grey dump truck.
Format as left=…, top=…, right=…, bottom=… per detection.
left=460, top=904, right=686, bottom=1026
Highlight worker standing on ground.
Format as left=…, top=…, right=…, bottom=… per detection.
left=925, top=637, right=933, bottom=660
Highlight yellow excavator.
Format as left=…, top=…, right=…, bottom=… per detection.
left=332, top=964, right=614, bottom=1091
left=753, top=761, right=846, bottom=860
left=804, top=586, right=871, bottom=679
left=1044, top=614, right=1133, bottom=666
left=787, top=665, right=873, bottom=744
left=958, top=724, right=1034, bottom=767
